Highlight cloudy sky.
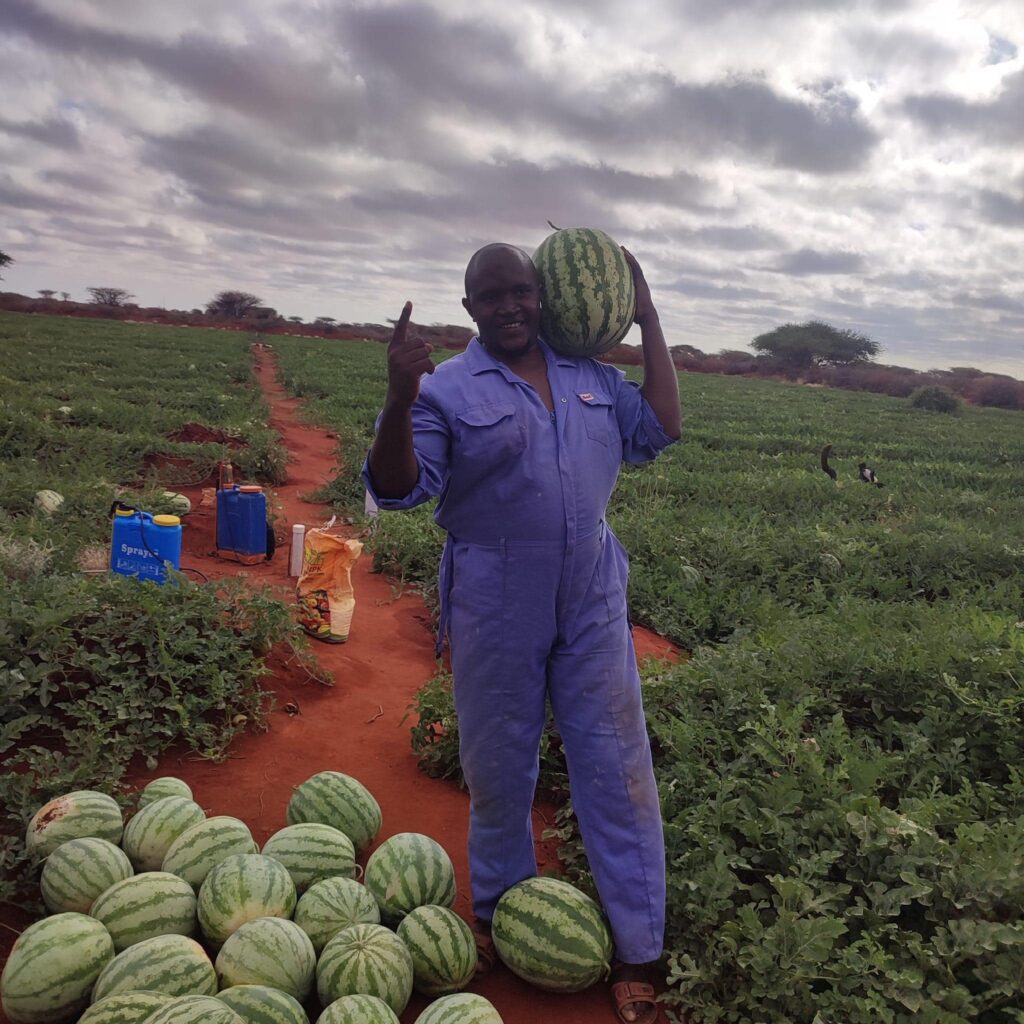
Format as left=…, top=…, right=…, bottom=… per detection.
left=1, top=0, right=1022, bottom=376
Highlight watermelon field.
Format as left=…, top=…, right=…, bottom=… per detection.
left=2, top=309, right=1024, bottom=1024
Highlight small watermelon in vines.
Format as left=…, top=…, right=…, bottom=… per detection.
left=532, top=226, right=636, bottom=358
left=363, top=832, right=456, bottom=926
left=491, top=876, right=613, bottom=992
left=412, top=993, right=505, bottom=1023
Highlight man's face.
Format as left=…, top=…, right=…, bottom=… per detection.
left=462, top=248, right=542, bottom=361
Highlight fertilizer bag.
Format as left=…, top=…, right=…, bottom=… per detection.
left=296, top=522, right=363, bottom=643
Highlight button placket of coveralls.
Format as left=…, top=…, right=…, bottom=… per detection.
left=547, top=358, right=581, bottom=633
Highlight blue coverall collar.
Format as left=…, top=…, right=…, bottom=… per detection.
left=465, top=336, right=577, bottom=377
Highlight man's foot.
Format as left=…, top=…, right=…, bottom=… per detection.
left=610, top=961, right=659, bottom=1024
left=472, top=920, right=497, bottom=977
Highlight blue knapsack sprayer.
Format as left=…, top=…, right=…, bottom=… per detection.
left=215, top=461, right=275, bottom=565
left=109, top=503, right=183, bottom=584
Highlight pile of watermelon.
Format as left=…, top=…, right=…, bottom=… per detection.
left=2, top=771, right=613, bottom=1024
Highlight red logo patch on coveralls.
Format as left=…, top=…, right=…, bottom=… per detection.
left=578, top=392, right=595, bottom=403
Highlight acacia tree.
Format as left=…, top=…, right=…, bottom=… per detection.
left=87, top=287, right=134, bottom=306
left=751, top=320, right=880, bottom=370
left=38, top=289, right=57, bottom=300
left=206, top=290, right=262, bottom=318
left=0, top=250, right=12, bottom=278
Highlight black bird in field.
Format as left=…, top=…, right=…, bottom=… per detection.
left=820, top=444, right=837, bottom=481
left=858, top=462, right=882, bottom=487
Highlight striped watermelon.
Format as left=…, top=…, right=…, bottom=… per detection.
left=316, top=923, right=414, bottom=1016
left=215, top=984, right=309, bottom=1024
left=491, top=876, right=612, bottom=992
left=78, top=991, right=174, bottom=1024
left=315, top=994, right=399, bottom=1024
left=396, top=905, right=477, bottom=995
left=40, top=837, right=133, bottom=914
left=262, top=823, right=356, bottom=893
left=138, top=778, right=193, bottom=808
left=286, top=772, right=381, bottom=854
left=412, top=993, right=504, bottom=1024
left=294, top=877, right=381, bottom=953
left=197, top=854, right=296, bottom=946
left=25, top=791, right=123, bottom=859
left=161, top=816, right=257, bottom=890
left=532, top=227, right=636, bottom=357
left=121, top=797, right=205, bottom=872
left=89, top=872, right=196, bottom=951
left=0, top=913, right=114, bottom=1024
left=90, top=934, right=216, bottom=1002
left=363, top=833, right=455, bottom=926
left=142, top=995, right=242, bottom=1024
left=214, top=917, right=316, bottom=1001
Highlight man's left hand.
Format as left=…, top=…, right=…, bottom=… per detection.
left=622, top=248, right=657, bottom=326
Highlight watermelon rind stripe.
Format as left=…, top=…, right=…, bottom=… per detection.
left=90, top=934, right=216, bottom=1001
left=411, top=992, right=505, bottom=1024
left=316, top=923, right=413, bottom=1015
left=78, top=991, right=175, bottom=1024
left=294, top=876, right=381, bottom=953
left=262, top=823, right=356, bottom=893
left=364, top=833, right=455, bottom=925
left=397, top=905, right=476, bottom=995
left=1, top=914, right=114, bottom=1024
left=214, top=917, right=316, bottom=1002
left=40, top=837, right=134, bottom=914
left=197, top=854, right=296, bottom=946
left=286, top=772, right=381, bottom=853
left=215, top=984, right=309, bottom=1024
left=139, top=778, right=193, bottom=808
left=316, top=993, right=399, bottom=1024
left=142, top=994, right=242, bottom=1024
left=89, top=872, right=196, bottom=951
left=161, top=816, right=257, bottom=890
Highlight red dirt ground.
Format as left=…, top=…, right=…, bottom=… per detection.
left=0, top=352, right=678, bottom=1024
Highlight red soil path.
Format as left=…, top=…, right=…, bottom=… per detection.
left=0, top=352, right=677, bottom=1024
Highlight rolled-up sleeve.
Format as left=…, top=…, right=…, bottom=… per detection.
left=609, top=372, right=678, bottom=464
left=361, top=394, right=451, bottom=510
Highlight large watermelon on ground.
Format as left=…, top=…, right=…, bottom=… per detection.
left=90, top=934, right=216, bottom=1002
left=40, top=837, right=134, bottom=914
left=161, top=816, right=257, bottom=890
left=316, top=923, right=414, bottom=1016
left=532, top=227, right=636, bottom=357
left=315, top=994, right=399, bottom=1024
left=25, top=791, right=123, bottom=859
left=412, top=993, right=504, bottom=1024
left=262, top=822, right=356, bottom=893
left=215, top=984, right=309, bottom=1024
left=121, top=797, right=205, bottom=872
left=396, top=905, right=477, bottom=995
left=138, top=778, right=192, bottom=808
left=214, top=917, right=316, bottom=1001
left=141, top=995, right=242, bottom=1024
left=286, top=772, right=381, bottom=853
left=363, top=833, right=455, bottom=926
left=77, top=991, right=174, bottom=1024
left=294, top=877, right=381, bottom=953
left=491, top=876, right=612, bottom=992
left=197, top=854, right=296, bottom=945
left=0, top=913, right=114, bottom=1024
left=89, top=872, right=196, bottom=951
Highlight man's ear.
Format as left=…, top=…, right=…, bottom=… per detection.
left=461, top=296, right=475, bottom=322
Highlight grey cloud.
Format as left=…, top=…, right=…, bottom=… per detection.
left=41, top=168, right=117, bottom=195
left=686, top=225, right=784, bottom=250
left=903, top=68, right=1024, bottom=143
left=0, top=175, right=92, bottom=215
left=0, top=114, right=80, bottom=150
left=665, top=276, right=773, bottom=301
left=977, top=187, right=1024, bottom=227
left=951, top=291, right=1024, bottom=315
left=772, top=248, right=866, bottom=274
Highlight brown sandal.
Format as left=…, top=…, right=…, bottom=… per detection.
left=611, top=980, right=659, bottom=1024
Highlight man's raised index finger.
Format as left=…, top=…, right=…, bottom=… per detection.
left=392, top=301, right=413, bottom=344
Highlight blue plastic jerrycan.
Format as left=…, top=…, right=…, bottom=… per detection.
left=110, top=509, right=182, bottom=584
left=216, top=484, right=268, bottom=564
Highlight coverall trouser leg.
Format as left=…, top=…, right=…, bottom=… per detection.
left=448, top=532, right=666, bottom=965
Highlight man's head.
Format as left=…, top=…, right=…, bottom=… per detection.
left=462, top=243, right=542, bottom=361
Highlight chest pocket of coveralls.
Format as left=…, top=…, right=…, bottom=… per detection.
left=578, top=391, right=619, bottom=448
left=454, top=402, right=526, bottom=463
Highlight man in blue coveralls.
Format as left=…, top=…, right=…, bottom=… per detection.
left=364, top=242, right=681, bottom=1024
